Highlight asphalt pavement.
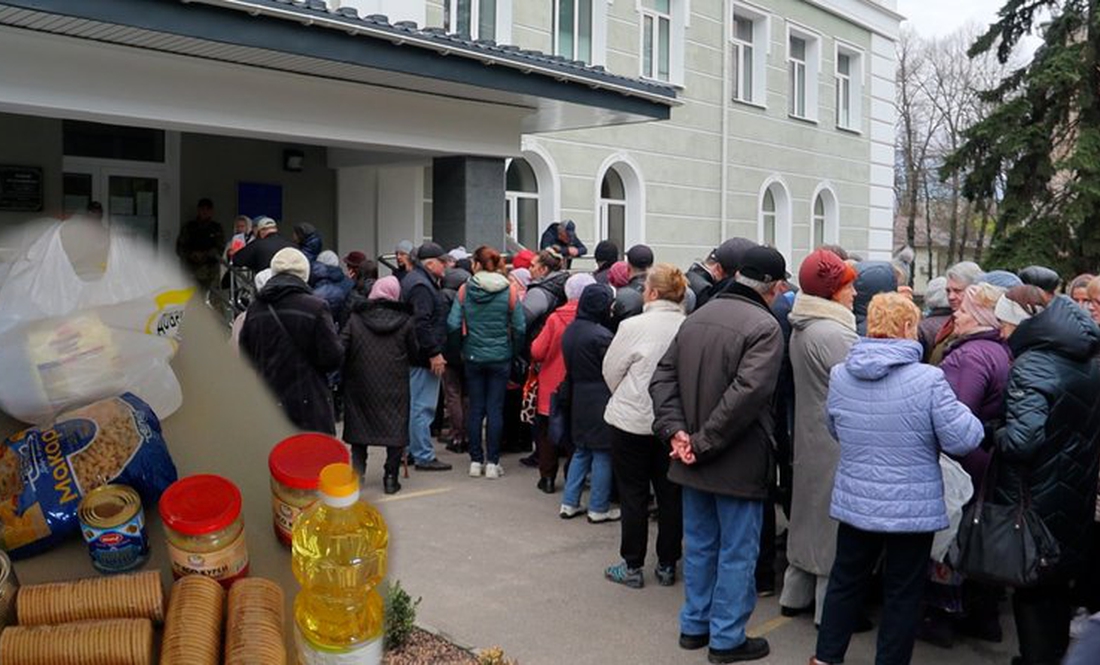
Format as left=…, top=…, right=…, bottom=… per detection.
left=369, top=443, right=1019, bottom=665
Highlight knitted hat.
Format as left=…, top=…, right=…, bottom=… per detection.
left=798, top=248, right=857, bottom=300
left=270, top=248, right=310, bottom=282
left=512, top=249, right=536, bottom=270
left=369, top=275, right=402, bottom=302
left=594, top=240, right=620, bottom=266
left=608, top=261, right=631, bottom=288
left=254, top=268, right=273, bottom=291
left=395, top=240, right=414, bottom=256
left=565, top=273, right=597, bottom=301
left=317, top=250, right=340, bottom=268
left=344, top=250, right=367, bottom=269
left=995, top=295, right=1033, bottom=326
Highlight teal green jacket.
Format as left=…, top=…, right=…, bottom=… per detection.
left=447, top=272, right=526, bottom=364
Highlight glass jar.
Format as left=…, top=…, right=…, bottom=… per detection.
left=268, top=434, right=350, bottom=546
left=159, top=474, right=250, bottom=589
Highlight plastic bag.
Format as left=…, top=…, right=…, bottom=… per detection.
left=0, top=220, right=193, bottom=424
left=0, top=393, right=178, bottom=558
left=932, top=455, right=974, bottom=562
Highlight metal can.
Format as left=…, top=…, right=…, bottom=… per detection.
left=0, top=550, right=18, bottom=628
left=78, top=484, right=149, bottom=574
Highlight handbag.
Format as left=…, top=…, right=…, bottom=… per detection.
left=948, top=451, right=1060, bottom=587
left=519, top=368, right=538, bottom=425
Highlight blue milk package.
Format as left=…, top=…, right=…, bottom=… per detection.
left=0, top=393, right=178, bottom=558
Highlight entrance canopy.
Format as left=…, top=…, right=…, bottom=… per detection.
left=0, top=0, right=676, bottom=158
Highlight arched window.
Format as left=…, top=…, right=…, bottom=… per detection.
left=762, top=188, right=777, bottom=246
left=759, top=178, right=792, bottom=260
left=812, top=194, right=826, bottom=248
left=505, top=158, right=539, bottom=250
left=810, top=184, right=839, bottom=249
left=599, top=167, right=627, bottom=250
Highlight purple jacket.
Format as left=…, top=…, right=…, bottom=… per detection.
left=939, top=329, right=1012, bottom=485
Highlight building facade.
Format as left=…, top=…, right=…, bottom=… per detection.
left=423, top=0, right=902, bottom=268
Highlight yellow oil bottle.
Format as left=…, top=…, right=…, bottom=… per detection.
left=292, top=463, right=388, bottom=664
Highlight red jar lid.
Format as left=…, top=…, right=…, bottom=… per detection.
left=268, top=433, right=350, bottom=491
left=159, top=474, right=243, bottom=536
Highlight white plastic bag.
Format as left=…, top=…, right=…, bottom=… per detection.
left=932, top=455, right=974, bottom=562
left=0, top=219, right=193, bottom=424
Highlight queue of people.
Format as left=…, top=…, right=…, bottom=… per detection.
left=203, top=204, right=1100, bottom=665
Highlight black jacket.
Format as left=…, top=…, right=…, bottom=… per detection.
left=561, top=285, right=615, bottom=450
left=341, top=300, right=419, bottom=448
left=240, top=273, right=344, bottom=434
left=231, top=234, right=295, bottom=274
left=686, top=262, right=716, bottom=304
left=992, top=296, right=1100, bottom=574
left=651, top=282, right=783, bottom=499
left=401, top=265, right=448, bottom=367
left=539, top=223, right=587, bottom=267
left=611, top=273, right=646, bottom=330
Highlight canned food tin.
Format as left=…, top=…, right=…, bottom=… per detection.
left=78, top=484, right=149, bottom=574
left=0, top=550, right=18, bottom=628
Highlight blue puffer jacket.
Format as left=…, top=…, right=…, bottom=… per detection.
left=827, top=338, right=983, bottom=533
left=310, top=262, right=354, bottom=324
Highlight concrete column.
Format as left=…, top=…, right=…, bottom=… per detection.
left=432, top=156, right=505, bottom=252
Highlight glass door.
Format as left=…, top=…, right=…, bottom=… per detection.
left=62, top=165, right=161, bottom=247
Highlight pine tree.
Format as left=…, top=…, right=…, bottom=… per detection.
left=944, top=0, right=1100, bottom=273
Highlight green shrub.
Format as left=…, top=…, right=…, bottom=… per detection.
left=383, top=580, right=422, bottom=651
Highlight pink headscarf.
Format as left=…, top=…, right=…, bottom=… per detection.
left=608, top=261, right=631, bottom=288
left=369, top=276, right=402, bottom=302
left=960, top=283, right=1003, bottom=331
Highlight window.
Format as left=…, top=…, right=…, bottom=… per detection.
left=812, top=194, right=826, bottom=248
left=834, top=44, right=863, bottom=131
left=600, top=167, right=627, bottom=250
left=787, top=26, right=820, bottom=121
left=505, top=159, right=540, bottom=250
left=731, top=5, right=768, bottom=105
left=641, top=0, right=671, bottom=82
left=444, top=0, right=497, bottom=41
left=555, top=0, right=594, bottom=63
left=762, top=188, right=777, bottom=246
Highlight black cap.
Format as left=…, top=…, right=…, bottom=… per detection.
left=738, top=246, right=789, bottom=283
left=415, top=241, right=445, bottom=261
left=594, top=240, right=620, bottom=265
left=626, top=244, right=654, bottom=270
left=1018, top=265, right=1060, bottom=294
left=710, top=238, right=758, bottom=274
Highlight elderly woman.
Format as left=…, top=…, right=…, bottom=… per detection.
left=1070, top=274, right=1096, bottom=309
left=920, top=283, right=1013, bottom=647
left=811, top=293, right=982, bottom=665
left=780, top=249, right=859, bottom=626
left=602, top=264, right=689, bottom=589
left=990, top=288, right=1100, bottom=665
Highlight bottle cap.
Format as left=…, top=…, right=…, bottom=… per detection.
left=318, top=463, right=359, bottom=499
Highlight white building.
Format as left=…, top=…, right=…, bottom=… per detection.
left=0, top=0, right=900, bottom=271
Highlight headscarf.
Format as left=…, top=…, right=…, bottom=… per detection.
left=960, top=283, right=1003, bottom=331
left=565, top=273, right=597, bottom=301
left=369, top=276, right=402, bottom=302
left=510, top=268, right=531, bottom=289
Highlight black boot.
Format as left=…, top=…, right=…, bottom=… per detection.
left=383, top=474, right=401, bottom=495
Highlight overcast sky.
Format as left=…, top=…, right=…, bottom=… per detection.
left=896, top=0, right=1004, bottom=37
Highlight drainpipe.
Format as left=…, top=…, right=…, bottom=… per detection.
left=720, top=0, right=731, bottom=241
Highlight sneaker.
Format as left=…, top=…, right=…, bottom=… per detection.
left=559, top=504, right=585, bottom=519
left=484, top=463, right=504, bottom=479
left=415, top=459, right=452, bottom=471
left=708, top=637, right=770, bottom=663
left=605, top=561, right=644, bottom=589
left=468, top=462, right=484, bottom=477
left=655, top=563, right=676, bottom=587
left=587, top=508, right=622, bottom=523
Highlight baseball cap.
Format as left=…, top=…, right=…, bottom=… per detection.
left=254, top=216, right=277, bottom=231
left=710, top=238, right=757, bottom=275
left=626, top=244, right=654, bottom=270
left=738, top=246, right=789, bottom=283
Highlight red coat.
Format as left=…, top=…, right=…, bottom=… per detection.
left=530, top=300, right=579, bottom=416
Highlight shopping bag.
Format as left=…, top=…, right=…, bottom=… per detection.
left=931, top=455, right=974, bottom=562
left=0, top=220, right=193, bottom=424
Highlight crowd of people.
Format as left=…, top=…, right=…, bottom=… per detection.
left=181, top=202, right=1100, bottom=665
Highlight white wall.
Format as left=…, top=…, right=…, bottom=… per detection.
left=0, top=113, right=62, bottom=230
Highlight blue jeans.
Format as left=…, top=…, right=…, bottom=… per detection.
left=562, top=447, right=612, bottom=513
left=465, top=361, right=509, bottom=464
left=408, top=367, right=441, bottom=464
left=680, top=487, right=763, bottom=650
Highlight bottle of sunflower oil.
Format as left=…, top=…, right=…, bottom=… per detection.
left=293, top=463, right=388, bottom=664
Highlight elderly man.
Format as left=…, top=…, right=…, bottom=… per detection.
left=688, top=238, right=758, bottom=309
left=650, top=246, right=788, bottom=663
left=539, top=220, right=587, bottom=268
left=401, top=242, right=453, bottom=471
left=231, top=216, right=294, bottom=274
left=928, top=261, right=984, bottom=365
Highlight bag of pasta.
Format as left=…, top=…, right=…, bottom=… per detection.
left=0, top=393, right=178, bottom=558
